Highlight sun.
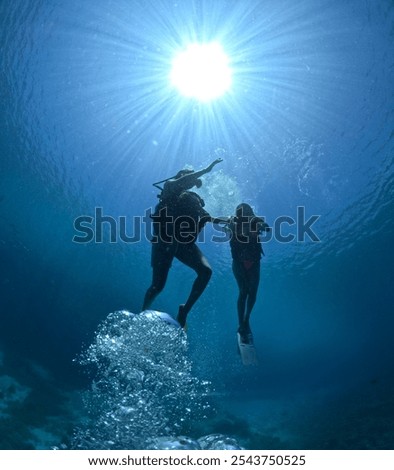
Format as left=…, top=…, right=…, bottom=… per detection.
left=170, top=42, right=232, bottom=102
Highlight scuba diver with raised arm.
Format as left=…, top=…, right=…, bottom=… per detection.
left=142, top=158, right=227, bottom=328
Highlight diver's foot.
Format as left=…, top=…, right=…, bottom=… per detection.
left=177, top=304, right=187, bottom=329
left=238, top=326, right=253, bottom=344
left=237, top=325, right=246, bottom=342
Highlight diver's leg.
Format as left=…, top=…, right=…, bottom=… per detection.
left=232, top=261, right=248, bottom=332
left=142, top=266, right=170, bottom=310
left=244, top=262, right=261, bottom=331
left=175, top=244, right=212, bottom=326
left=142, top=243, right=173, bottom=310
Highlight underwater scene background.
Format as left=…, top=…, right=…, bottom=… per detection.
left=0, top=0, right=393, bottom=450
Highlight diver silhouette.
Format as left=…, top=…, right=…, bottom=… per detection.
left=142, top=158, right=228, bottom=328
left=228, top=203, right=270, bottom=343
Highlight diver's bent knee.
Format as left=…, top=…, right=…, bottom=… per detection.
left=200, top=265, right=212, bottom=280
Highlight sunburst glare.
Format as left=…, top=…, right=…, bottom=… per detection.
left=170, top=42, right=232, bottom=101
left=26, top=0, right=352, bottom=181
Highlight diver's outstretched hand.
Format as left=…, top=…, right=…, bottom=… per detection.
left=208, top=157, right=223, bottom=171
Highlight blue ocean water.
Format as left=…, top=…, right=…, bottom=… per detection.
left=0, top=0, right=393, bottom=450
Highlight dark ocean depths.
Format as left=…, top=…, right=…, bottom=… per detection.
left=0, top=0, right=393, bottom=450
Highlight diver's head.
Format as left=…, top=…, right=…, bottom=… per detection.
left=235, top=203, right=255, bottom=219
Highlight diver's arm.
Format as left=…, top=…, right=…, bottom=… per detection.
left=210, top=216, right=231, bottom=225
left=194, top=157, right=223, bottom=178
left=196, top=215, right=230, bottom=233
left=199, top=215, right=230, bottom=226
left=170, top=158, right=223, bottom=191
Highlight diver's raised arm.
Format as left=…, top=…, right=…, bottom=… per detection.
left=167, top=158, right=223, bottom=192
left=194, top=157, right=223, bottom=178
